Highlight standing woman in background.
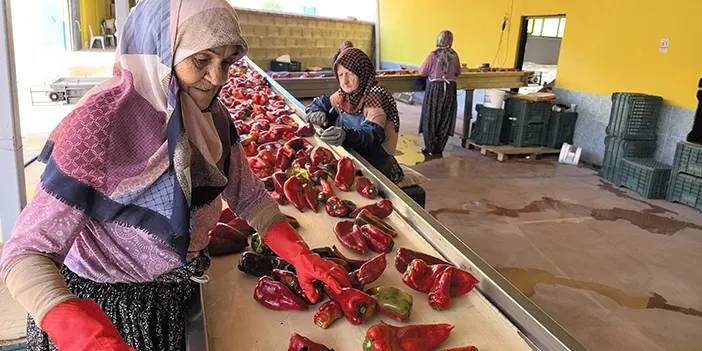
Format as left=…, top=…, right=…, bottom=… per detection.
left=418, top=30, right=461, bottom=157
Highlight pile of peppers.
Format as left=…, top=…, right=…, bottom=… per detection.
left=333, top=209, right=398, bottom=254
left=401, top=258, right=480, bottom=310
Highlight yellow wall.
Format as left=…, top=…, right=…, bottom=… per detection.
left=379, top=0, right=702, bottom=109
left=79, top=0, right=110, bottom=48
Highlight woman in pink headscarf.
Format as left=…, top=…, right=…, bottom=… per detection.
left=0, top=1, right=348, bottom=350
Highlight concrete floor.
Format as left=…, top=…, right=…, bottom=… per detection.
left=395, top=102, right=702, bottom=350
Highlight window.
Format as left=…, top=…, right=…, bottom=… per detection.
left=527, top=16, right=566, bottom=38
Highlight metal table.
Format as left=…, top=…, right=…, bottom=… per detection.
left=185, top=58, right=583, bottom=351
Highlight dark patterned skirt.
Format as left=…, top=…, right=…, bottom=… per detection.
left=419, top=80, right=458, bottom=154
left=26, top=255, right=211, bottom=351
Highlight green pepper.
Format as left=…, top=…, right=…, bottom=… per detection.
left=250, top=233, right=275, bottom=256
left=366, top=286, right=413, bottom=322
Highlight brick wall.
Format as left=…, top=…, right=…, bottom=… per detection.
left=236, top=8, right=375, bottom=71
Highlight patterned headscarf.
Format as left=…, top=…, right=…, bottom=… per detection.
left=38, top=0, right=247, bottom=259
left=334, top=48, right=400, bottom=132
left=434, top=30, right=457, bottom=74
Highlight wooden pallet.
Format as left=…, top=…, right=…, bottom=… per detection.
left=466, top=140, right=561, bottom=162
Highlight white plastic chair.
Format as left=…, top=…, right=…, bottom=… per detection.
left=102, top=19, right=116, bottom=46
left=89, top=25, right=105, bottom=49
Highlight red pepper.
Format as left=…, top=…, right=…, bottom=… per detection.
left=325, top=196, right=356, bottom=218
left=242, top=141, right=259, bottom=157
left=258, top=131, right=278, bottom=144
left=282, top=130, right=296, bottom=141
left=350, top=199, right=394, bottom=218
left=319, top=177, right=335, bottom=202
left=271, top=269, right=320, bottom=305
left=257, top=150, right=276, bottom=167
left=295, top=148, right=309, bottom=160
left=313, top=300, right=343, bottom=329
left=349, top=253, right=386, bottom=289
left=251, top=120, right=270, bottom=132
left=441, top=347, right=479, bottom=351
left=355, top=176, right=379, bottom=199
left=270, top=191, right=287, bottom=205
left=355, top=210, right=397, bottom=237
left=402, top=259, right=479, bottom=298
left=283, top=176, right=307, bottom=212
left=253, top=276, right=307, bottom=311
left=275, top=147, right=293, bottom=170
left=288, top=333, right=334, bottom=351
left=233, top=120, right=251, bottom=134
left=360, top=224, right=394, bottom=253
left=248, top=157, right=273, bottom=179
left=273, top=171, right=288, bottom=194
left=296, top=123, right=315, bottom=137
left=252, top=93, right=268, bottom=105
left=225, top=217, right=256, bottom=236
left=257, top=141, right=282, bottom=153
left=291, top=156, right=311, bottom=169
left=303, top=184, right=320, bottom=213
left=311, top=146, right=337, bottom=165
left=219, top=208, right=236, bottom=223
left=394, top=248, right=450, bottom=273
left=428, top=267, right=452, bottom=310
left=332, top=245, right=368, bottom=271
left=284, top=137, right=311, bottom=152
left=208, top=223, right=248, bottom=256
left=363, top=322, right=454, bottom=351
left=275, top=115, right=297, bottom=127
left=324, top=286, right=377, bottom=325
left=333, top=220, right=368, bottom=254
left=335, top=157, right=355, bottom=191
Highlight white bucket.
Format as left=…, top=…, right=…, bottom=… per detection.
left=483, top=89, right=507, bottom=109
left=559, top=143, right=582, bottom=165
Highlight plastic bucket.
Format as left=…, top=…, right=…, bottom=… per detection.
left=559, top=143, right=582, bottom=165
left=484, top=89, right=507, bottom=109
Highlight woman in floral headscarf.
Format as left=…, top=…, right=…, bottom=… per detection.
left=0, top=1, right=348, bottom=350
left=305, top=48, right=405, bottom=184
left=419, top=30, right=462, bottom=156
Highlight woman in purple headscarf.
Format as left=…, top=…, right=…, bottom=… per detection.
left=418, top=30, right=462, bottom=156
left=0, top=1, right=348, bottom=350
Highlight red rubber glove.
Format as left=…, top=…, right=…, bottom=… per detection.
left=41, top=299, right=134, bottom=351
left=264, top=221, right=350, bottom=303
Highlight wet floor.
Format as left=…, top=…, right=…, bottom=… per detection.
left=394, top=101, right=702, bottom=350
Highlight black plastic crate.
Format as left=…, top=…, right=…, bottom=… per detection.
left=545, top=111, right=578, bottom=148
left=672, top=141, right=702, bottom=178
left=506, top=120, right=545, bottom=147
left=606, top=92, right=662, bottom=140
left=618, top=158, right=671, bottom=199
left=289, top=61, right=302, bottom=72
left=471, top=104, right=504, bottom=145
left=505, top=98, right=552, bottom=125
left=600, top=136, right=657, bottom=183
left=667, top=173, right=702, bottom=211
left=270, top=60, right=290, bottom=72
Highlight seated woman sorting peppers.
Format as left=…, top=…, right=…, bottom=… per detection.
left=0, top=1, right=349, bottom=350
left=305, top=48, right=405, bottom=184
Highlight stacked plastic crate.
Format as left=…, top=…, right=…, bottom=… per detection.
left=502, top=98, right=552, bottom=147
left=667, top=141, right=702, bottom=211
left=600, top=93, right=668, bottom=198
left=471, top=104, right=505, bottom=146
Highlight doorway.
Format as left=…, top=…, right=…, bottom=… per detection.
left=515, top=15, right=566, bottom=93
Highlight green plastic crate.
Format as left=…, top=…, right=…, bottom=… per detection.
left=671, top=141, right=702, bottom=178
left=544, top=111, right=578, bottom=148
left=471, top=104, right=504, bottom=145
left=606, top=92, right=662, bottom=140
left=505, top=99, right=552, bottom=124
left=618, top=158, right=671, bottom=199
left=600, top=136, right=657, bottom=183
left=507, top=120, right=546, bottom=147
left=667, top=173, right=702, bottom=211
left=0, top=344, right=26, bottom=351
